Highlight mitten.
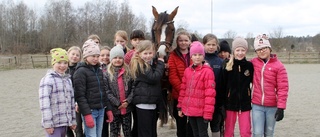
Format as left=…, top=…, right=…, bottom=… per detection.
left=106, top=111, right=114, bottom=123
left=84, top=114, right=94, bottom=128
left=275, top=108, right=284, bottom=121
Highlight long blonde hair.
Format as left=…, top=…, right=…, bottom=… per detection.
left=129, top=40, right=154, bottom=79
left=107, top=61, right=130, bottom=82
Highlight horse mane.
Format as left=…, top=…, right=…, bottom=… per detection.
left=151, top=12, right=169, bottom=43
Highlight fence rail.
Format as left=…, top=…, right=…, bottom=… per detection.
left=1, top=52, right=320, bottom=69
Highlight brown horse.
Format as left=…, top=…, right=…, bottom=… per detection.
left=151, top=6, right=178, bottom=129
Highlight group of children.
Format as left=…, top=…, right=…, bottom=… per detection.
left=39, top=29, right=289, bottom=137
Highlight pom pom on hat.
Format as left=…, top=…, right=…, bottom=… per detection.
left=109, top=45, right=125, bottom=62
left=254, top=34, right=271, bottom=50
left=50, top=48, right=68, bottom=65
left=82, top=39, right=100, bottom=59
left=219, top=40, right=231, bottom=53
left=232, top=36, right=248, bottom=51
left=190, top=41, right=205, bottom=57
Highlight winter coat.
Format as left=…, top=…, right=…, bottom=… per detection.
left=177, top=64, right=216, bottom=120
left=222, top=58, right=253, bottom=111
left=106, top=66, right=134, bottom=115
left=132, top=60, right=165, bottom=105
left=73, top=62, right=111, bottom=116
left=251, top=54, right=289, bottom=109
left=205, top=52, right=224, bottom=107
left=124, top=49, right=135, bottom=65
left=168, top=49, right=192, bottom=100
left=39, top=70, right=76, bottom=128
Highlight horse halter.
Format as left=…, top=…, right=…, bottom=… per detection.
left=153, top=20, right=175, bottom=51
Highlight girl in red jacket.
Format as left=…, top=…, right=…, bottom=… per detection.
left=177, top=41, right=216, bottom=137
left=168, top=30, right=193, bottom=137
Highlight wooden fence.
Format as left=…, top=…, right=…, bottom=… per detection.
left=0, top=52, right=320, bottom=69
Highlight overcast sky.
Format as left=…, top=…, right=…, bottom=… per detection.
left=18, top=0, right=320, bottom=38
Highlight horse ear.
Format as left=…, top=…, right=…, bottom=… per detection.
left=152, top=6, right=159, bottom=20
left=168, top=6, right=179, bottom=21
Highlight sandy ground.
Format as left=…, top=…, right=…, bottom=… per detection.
left=0, top=64, right=320, bottom=137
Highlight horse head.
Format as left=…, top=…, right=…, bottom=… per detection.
left=151, top=6, right=179, bottom=60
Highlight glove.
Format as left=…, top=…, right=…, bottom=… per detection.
left=275, top=108, right=284, bottom=121
left=106, top=111, right=114, bottom=123
left=84, top=114, right=95, bottom=128
left=204, top=119, right=210, bottom=124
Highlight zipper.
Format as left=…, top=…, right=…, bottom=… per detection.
left=186, top=68, right=196, bottom=115
left=260, top=62, right=267, bottom=105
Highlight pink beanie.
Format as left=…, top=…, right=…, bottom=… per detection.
left=82, top=39, right=100, bottom=59
left=190, top=41, right=205, bottom=57
left=254, top=34, right=271, bottom=50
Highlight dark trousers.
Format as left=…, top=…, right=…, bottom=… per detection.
left=189, top=117, right=209, bottom=137
left=102, top=108, right=109, bottom=137
left=209, top=107, right=225, bottom=133
left=66, top=111, right=84, bottom=137
left=173, top=99, right=194, bottom=137
left=136, top=107, right=158, bottom=137
left=131, top=108, right=138, bottom=137
left=110, top=113, right=132, bottom=137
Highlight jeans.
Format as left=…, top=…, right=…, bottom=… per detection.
left=252, top=104, right=277, bottom=137
left=82, top=108, right=105, bottom=137
left=45, top=126, right=67, bottom=137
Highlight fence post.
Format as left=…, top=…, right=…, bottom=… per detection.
left=14, top=56, right=17, bottom=65
left=31, top=56, right=34, bottom=68
left=46, top=55, right=49, bottom=68
left=288, top=51, right=291, bottom=64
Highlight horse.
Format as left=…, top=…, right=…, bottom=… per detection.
left=151, top=6, right=179, bottom=129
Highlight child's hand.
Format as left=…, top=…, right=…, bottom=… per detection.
left=75, top=104, right=79, bottom=113
left=118, top=102, right=128, bottom=109
left=178, top=111, right=184, bottom=117
left=70, top=125, right=77, bottom=130
left=45, top=128, right=54, bottom=135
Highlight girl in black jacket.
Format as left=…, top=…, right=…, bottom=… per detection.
left=129, top=40, right=165, bottom=137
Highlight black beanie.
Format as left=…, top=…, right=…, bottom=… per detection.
left=219, top=40, right=231, bottom=54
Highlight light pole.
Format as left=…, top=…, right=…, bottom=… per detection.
left=211, top=0, right=213, bottom=33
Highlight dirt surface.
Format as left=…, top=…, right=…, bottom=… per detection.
left=0, top=64, right=319, bottom=137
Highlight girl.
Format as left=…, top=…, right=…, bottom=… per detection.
left=66, top=46, right=83, bottom=137
left=251, top=35, right=289, bottom=137
left=114, top=30, right=130, bottom=54
left=177, top=41, right=216, bottom=137
left=124, top=29, right=145, bottom=64
left=106, top=45, right=134, bottom=137
left=218, top=40, right=231, bottom=60
left=39, top=48, right=76, bottom=137
left=202, top=33, right=224, bottom=137
left=168, top=30, right=193, bottom=137
left=129, top=40, right=165, bottom=137
left=99, top=45, right=111, bottom=137
left=88, top=34, right=101, bottom=45
left=100, top=46, right=111, bottom=74
left=222, top=37, right=253, bottom=137
left=73, top=39, right=113, bottom=137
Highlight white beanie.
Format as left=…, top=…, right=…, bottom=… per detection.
left=109, top=45, right=124, bottom=62
left=254, top=34, right=271, bottom=50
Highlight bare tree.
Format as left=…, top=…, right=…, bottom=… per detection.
left=223, top=30, right=237, bottom=39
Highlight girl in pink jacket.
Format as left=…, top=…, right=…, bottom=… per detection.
left=251, top=34, right=289, bottom=137
left=177, top=41, right=216, bottom=137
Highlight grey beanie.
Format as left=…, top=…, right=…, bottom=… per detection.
left=109, top=45, right=124, bottom=62
left=232, top=36, right=248, bottom=51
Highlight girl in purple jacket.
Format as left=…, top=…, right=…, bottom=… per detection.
left=177, top=41, right=216, bottom=137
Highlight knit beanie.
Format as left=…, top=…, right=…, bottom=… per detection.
left=219, top=40, right=231, bottom=53
left=254, top=34, right=271, bottom=50
left=109, top=45, right=125, bottom=61
left=50, top=48, right=68, bottom=65
left=232, top=36, right=248, bottom=51
left=190, top=41, right=205, bottom=57
left=82, top=39, right=100, bottom=59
